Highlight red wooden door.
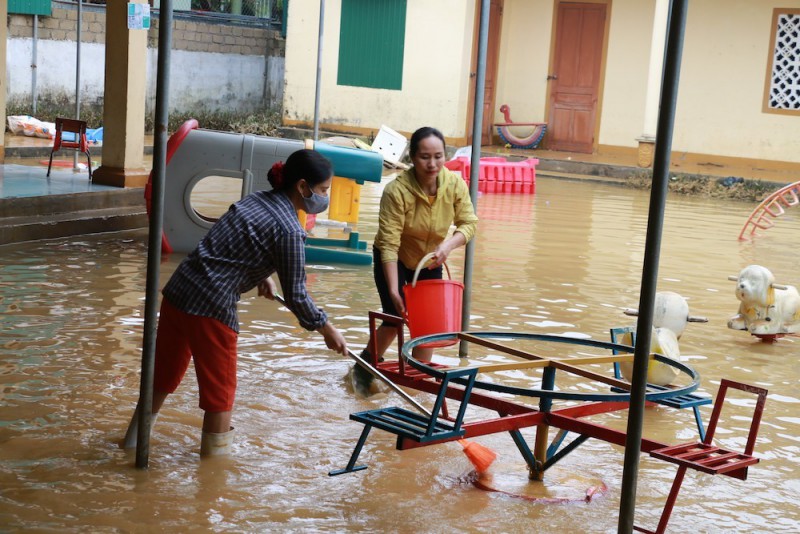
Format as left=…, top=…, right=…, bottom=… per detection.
left=547, top=2, right=607, bottom=153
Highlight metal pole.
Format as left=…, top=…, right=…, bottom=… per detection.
left=617, top=0, right=688, bottom=530
left=136, top=0, right=173, bottom=470
left=312, top=0, right=325, bottom=141
left=32, top=15, right=38, bottom=115
left=74, top=0, right=82, bottom=170
left=458, top=0, right=489, bottom=358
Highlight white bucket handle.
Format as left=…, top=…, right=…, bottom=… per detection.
left=411, top=252, right=452, bottom=288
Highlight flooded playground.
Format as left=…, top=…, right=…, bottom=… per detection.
left=1, top=175, right=798, bottom=532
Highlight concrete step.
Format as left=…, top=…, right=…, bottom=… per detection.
left=0, top=189, right=149, bottom=246
left=535, top=158, right=640, bottom=182
left=4, top=145, right=155, bottom=159
left=536, top=168, right=630, bottom=186
left=0, top=188, right=146, bottom=217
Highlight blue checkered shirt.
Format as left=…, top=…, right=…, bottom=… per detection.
left=162, top=190, right=328, bottom=333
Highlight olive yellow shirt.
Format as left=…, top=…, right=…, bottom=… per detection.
left=373, top=167, right=479, bottom=269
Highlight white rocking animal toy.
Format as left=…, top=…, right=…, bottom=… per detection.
left=727, top=264, right=800, bottom=337
left=619, top=291, right=708, bottom=386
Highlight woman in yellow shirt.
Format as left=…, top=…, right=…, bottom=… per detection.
left=352, top=127, right=478, bottom=394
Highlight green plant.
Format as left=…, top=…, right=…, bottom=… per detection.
left=620, top=169, right=783, bottom=202
left=6, top=95, right=104, bottom=129
left=7, top=96, right=283, bottom=140
left=153, top=108, right=282, bottom=136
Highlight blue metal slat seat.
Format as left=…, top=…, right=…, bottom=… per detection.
left=609, top=326, right=712, bottom=440
left=329, top=365, right=479, bottom=476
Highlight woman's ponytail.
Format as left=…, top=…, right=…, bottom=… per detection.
left=267, top=149, right=333, bottom=191
left=267, top=161, right=285, bottom=189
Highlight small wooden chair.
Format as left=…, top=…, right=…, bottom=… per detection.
left=47, top=118, right=93, bottom=180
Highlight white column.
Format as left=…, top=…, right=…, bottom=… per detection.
left=641, top=0, right=670, bottom=140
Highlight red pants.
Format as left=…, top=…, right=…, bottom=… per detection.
left=153, top=299, right=238, bottom=412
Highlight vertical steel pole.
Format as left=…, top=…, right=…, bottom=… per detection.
left=312, top=0, right=325, bottom=141
left=74, top=0, right=82, bottom=169
left=75, top=0, right=81, bottom=119
left=617, top=0, right=688, bottom=530
left=136, top=0, right=173, bottom=470
left=32, top=15, right=38, bottom=115
left=459, top=0, right=490, bottom=358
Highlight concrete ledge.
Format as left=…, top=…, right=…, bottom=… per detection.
left=535, top=157, right=643, bottom=181
left=0, top=206, right=148, bottom=246
left=0, top=188, right=146, bottom=218
left=3, top=145, right=154, bottom=159
left=0, top=187, right=149, bottom=246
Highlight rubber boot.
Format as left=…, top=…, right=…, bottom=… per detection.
left=121, top=407, right=158, bottom=449
left=200, top=427, right=235, bottom=457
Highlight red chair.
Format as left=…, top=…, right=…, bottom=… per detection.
left=635, top=379, right=768, bottom=534
left=47, top=118, right=93, bottom=180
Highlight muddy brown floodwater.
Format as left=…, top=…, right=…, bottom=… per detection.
left=1, top=175, right=798, bottom=533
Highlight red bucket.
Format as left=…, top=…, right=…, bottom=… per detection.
left=403, top=254, right=464, bottom=348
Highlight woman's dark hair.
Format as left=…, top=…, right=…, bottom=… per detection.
left=267, top=149, right=333, bottom=190
left=409, top=127, right=446, bottom=157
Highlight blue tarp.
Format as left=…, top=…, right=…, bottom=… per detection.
left=62, top=127, right=103, bottom=145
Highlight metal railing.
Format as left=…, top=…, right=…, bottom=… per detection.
left=191, top=0, right=281, bottom=19
left=59, top=0, right=283, bottom=21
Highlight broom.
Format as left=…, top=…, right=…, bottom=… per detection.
left=273, top=294, right=497, bottom=473
left=458, top=439, right=497, bottom=473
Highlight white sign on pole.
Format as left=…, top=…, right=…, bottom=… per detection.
left=127, top=3, right=151, bottom=30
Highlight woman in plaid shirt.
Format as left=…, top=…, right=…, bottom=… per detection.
left=125, top=149, right=347, bottom=456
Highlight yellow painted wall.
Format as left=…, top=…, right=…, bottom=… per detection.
left=500, top=0, right=800, bottom=162
left=283, top=0, right=476, bottom=139
left=285, top=0, right=800, bottom=163
left=493, top=1, right=553, bottom=125
left=597, top=0, right=653, bottom=147
left=674, top=0, right=800, bottom=161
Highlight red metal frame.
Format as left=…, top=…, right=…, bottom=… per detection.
left=635, top=380, right=768, bottom=534
left=355, top=318, right=769, bottom=531
left=366, top=316, right=678, bottom=472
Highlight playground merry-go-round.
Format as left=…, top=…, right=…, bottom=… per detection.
left=328, top=311, right=769, bottom=534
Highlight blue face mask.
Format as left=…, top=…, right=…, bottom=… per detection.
left=302, top=186, right=330, bottom=214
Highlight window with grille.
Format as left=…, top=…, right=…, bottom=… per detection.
left=764, top=9, right=800, bottom=114
left=337, top=0, right=407, bottom=90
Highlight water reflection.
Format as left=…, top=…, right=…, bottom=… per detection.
left=0, top=177, right=798, bottom=532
